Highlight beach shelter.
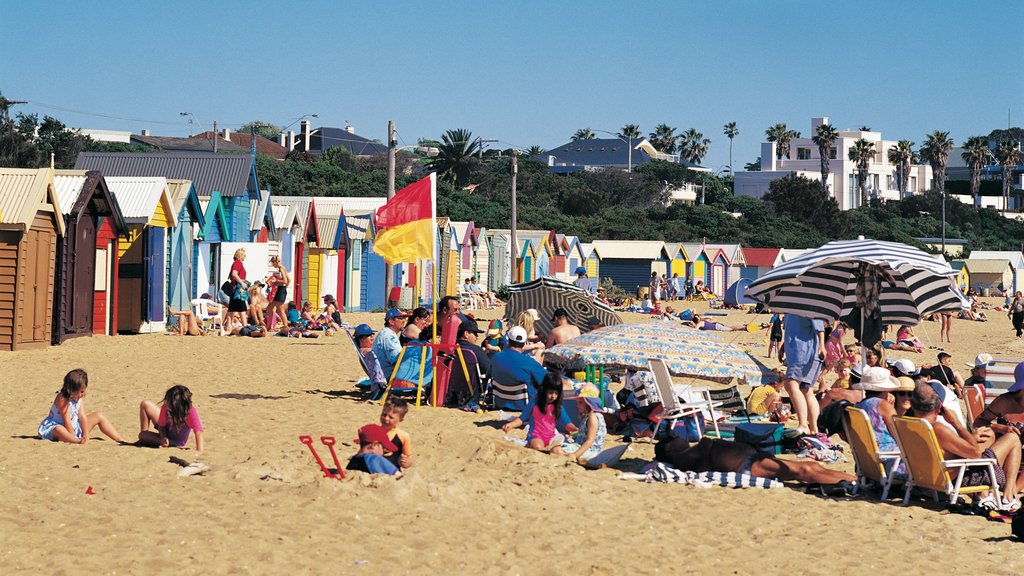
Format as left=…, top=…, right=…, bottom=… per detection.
left=663, top=243, right=689, bottom=280
left=343, top=213, right=384, bottom=312
left=560, top=235, right=585, bottom=283
left=741, top=247, right=782, bottom=281
left=472, top=226, right=490, bottom=291
left=724, top=278, right=755, bottom=307
left=967, top=251, right=1024, bottom=293
left=680, top=242, right=709, bottom=287
left=106, top=176, right=177, bottom=333
left=450, top=221, right=476, bottom=287
left=580, top=242, right=601, bottom=287
left=165, top=179, right=204, bottom=313
left=704, top=247, right=732, bottom=296
left=518, top=230, right=552, bottom=279
left=194, top=192, right=231, bottom=298
left=964, top=259, right=1012, bottom=295
left=486, top=230, right=511, bottom=292
left=271, top=202, right=302, bottom=272
left=312, top=214, right=342, bottom=305
left=949, top=260, right=970, bottom=292
left=52, top=170, right=127, bottom=344
left=590, top=240, right=667, bottom=297
left=272, top=197, right=320, bottom=307
left=0, top=168, right=64, bottom=351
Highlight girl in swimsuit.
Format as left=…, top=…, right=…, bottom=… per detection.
left=502, top=373, right=576, bottom=454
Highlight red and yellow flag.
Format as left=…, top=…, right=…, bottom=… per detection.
left=373, top=173, right=436, bottom=264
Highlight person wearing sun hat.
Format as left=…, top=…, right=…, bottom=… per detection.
left=852, top=366, right=900, bottom=452
left=561, top=384, right=607, bottom=463
left=964, top=353, right=994, bottom=390
left=371, top=309, right=409, bottom=381
left=893, top=376, right=916, bottom=417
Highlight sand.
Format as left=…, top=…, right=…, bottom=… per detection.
left=1, top=300, right=1021, bottom=575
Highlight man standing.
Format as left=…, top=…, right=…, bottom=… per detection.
left=372, top=308, right=408, bottom=380
left=573, top=266, right=594, bottom=294
left=546, top=308, right=581, bottom=347
left=783, top=314, right=826, bottom=435
left=490, top=326, right=549, bottom=411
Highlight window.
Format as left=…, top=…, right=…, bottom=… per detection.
left=909, top=176, right=917, bottom=193
left=797, top=148, right=811, bottom=160
left=872, top=174, right=880, bottom=190
left=830, top=148, right=837, bottom=160
left=886, top=175, right=894, bottom=190
left=352, top=241, right=361, bottom=270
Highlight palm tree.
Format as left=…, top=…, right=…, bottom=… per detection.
left=765, top=123, right=787, bottom=160
left=572, top=128, right=596, bottom=141
left=424, top=128, right=481, bottom=184
left=887, top=140, right=915, bottom=200
left=994, top=139, right=1023, bottom=213
left=811, top=123, right=839, bottom=192
left=723, top=122, right=738, bottom=173
left=961, top=136, right=991, bottom=208
left=648, top=123, right=678, bottom=155
left=921, top=130, right=954, bottom=192
left=679, top=128, right=710, bottom=165
left=859, top=126, right=872, bottom=132
left=526, top=145, right=544, bottom=158
left=848, top=138, right=876, bottom=206
left=618, top=124, right=642, bottom=140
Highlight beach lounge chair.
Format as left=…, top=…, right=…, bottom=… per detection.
left=843, top=406, right=902, bottom=499
left=342, top=329, right=379, bottom=393
left=649, top=358, right=722, bottom=439
left=891, top=415, right=1004, bottom=507
left=191, top=298, right=224, bottom=335
left=381, top=343, right=434, bottom=407
left=963, top=384, right=985, bottom=432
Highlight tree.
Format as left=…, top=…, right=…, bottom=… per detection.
left=994, top=139, right=1022, bottom=213
left=765, top=123, right=798, bottom=160
left=859, top=126, right=871, bottom=132
left=572, top=128, right=596, bottom=141
left=887, top=140, right=915, bottom=200
left=848, top=138, right=875, bottom=206
left=618, top=124, right=642, bottom=139
left=0, top=112, right=90, bottom=169
left=762, top=174, right=841, bottom=235
left=648, top=123, right=678, bottom=155
left=425, top=128, right=481, bottom=185
left=526, top=145, right=544, bottom=157
left=678, top=128, right=710, bottom=165
left=238, top=121, right=283, bottom=141
left=921, top=130, right=954, bottom=192
left=812, top=123, right=839, bottom=192
left=961, top=136, right=992, bottom=208
left=744, top=157, right=761, bottom=172
left=723, top=121, right=738, bottom=173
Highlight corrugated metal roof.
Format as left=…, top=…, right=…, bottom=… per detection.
left=969, top=251, right=1024, bottom=268
left=249, top=189, right=272, bottom=230
left=704, top=243, right=743, bottom=264
left=105, top=176, right=174, bottom=225
left=965, top=259, right=1011, bottom=274
left=271, top=197, right=312, bottom=225
left=591, top=240, right=666, bottom=260
left=54, top=171, right=89, bottom=215
left=743, top=247, right=782, bottom=267
left=450, top=221, right=473, bottom=245
left=317, top=215, right=340, bottom=248
left=346, top=214, right=372, bottom=240
left=0, top=168, right=63, bottom=234
left=75, top=152, right=252, bottom=198
left=312, top=197, right=347, bottom=219
left=165, top=178, right=194, bottom=216
left=336, top=197, right=386, bottom=213
left=272, top=203, right=299, bottom=231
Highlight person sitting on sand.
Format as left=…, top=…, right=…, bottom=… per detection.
left=561, top=384, right=607, bottom=463
left=379, top=398, right=413, bottom=469
left=502, top=373, right=577, bottom=454
left=138, top=384, right=204, bottom=453
left=247, top=281, right=268, bottom=327
left=353, top=324, right=387, bottom=397
left=38, top=369, right=125, bottom=445
left=346, top=424, right=401, bottom=476
left=546, top=308, right=581, bottom=348
left=654, top=435, right=856, bottom=489
left=895, top=325, right=925, bottom=351
left=166, top=306, right=205, bottom=336
left=747, top=373, right=787, bottom=421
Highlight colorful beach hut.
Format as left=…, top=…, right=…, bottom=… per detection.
left=52, top=170, right=127, bottom=345
left=271, top=197, right=320, bottom=307
left=194, top=192, right=231, bottom=297
left=486, top=230, right=511, bottom=292
left=579, top=242, right=601, bottom=287
left=740, top=247, right=781, bottom=281
left=680, top=242, right=708, bottom=287
left=343, top=213, right=385, bottom=312
left=0, top=168, right=64, bottom=351
left=165, top=179, right=204, bottom=313
left=472, top=226, right=491, bottom=291
left=590, top=240, right=668, bottom=296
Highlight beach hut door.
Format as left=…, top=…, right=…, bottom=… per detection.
left=146, top=227, right=166, bottom=322
left=71, top=215, right=97, bottom=331
left=25, top=230, right=53, bottom=343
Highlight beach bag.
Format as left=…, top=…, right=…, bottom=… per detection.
left=221, top=280, right=234, bottom=296
left=669, top=414, right=704, bottom=442
left=734, top=422, right=784, bottom=455
left=234, top=283, right=250, bottom=302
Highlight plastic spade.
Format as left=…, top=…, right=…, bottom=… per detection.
left=320, top=436, right=345, bottom=479
left=299, top=435, right=333, bottom=478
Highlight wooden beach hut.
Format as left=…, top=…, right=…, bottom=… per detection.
left=0, top=168, right=64, bottom=351
left=968, top=251, right=1024, bottom=293
left=271, top=197, right=319, bottom=307
left=165, top=179, right=204, bottom=313
left=52, top=170, right=127, bottom=345
left=740, top=247, right=782, bottom=281
left=106, top=177, right=176, bottom=333
left=194, top=192, right=231, bottom=298
left=579, top=242, right=601, bottom=287
left=343, top=213, right=385, bottom=312
left=472, top=226, right=490, bottom=291
left=486, top=230, right=511, bottom=292
left=680, top=242, right=708, bottom=287
left=949, top=260, right=970, bottom=293
left=590, top=240, right=668, bottom=296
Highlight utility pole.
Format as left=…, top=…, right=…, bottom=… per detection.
left=387, top=120, right=397, bottom=200
left=213, top=121, right=218, bottom=153
left=477, top=137, right=498, bottom=159
left=941, top=186, right=946, bottom=256
left=510, top=152, right=519, bottom=282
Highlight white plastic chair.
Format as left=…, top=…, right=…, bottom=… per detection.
left=648, top=358, right=722, bottom=439
left=191, top=298, right=225, bottom=335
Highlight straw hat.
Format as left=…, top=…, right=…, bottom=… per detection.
left=894, top=376, right=915, bottom=392
left=853, top=367, right=898, bottom=391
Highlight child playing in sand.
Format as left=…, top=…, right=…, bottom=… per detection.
left=502, top=373, right=576, bottom=454
left=38, top=369, right=125, bottom=444
left=138, top=384, right=204, bottom=452
left=561, top=384, right=606, bottom=463
left=346, top=424, right=401, bottom=476
left=379, top=398, right=413, bottom=468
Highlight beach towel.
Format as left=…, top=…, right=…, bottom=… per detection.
left=619, top=462, right=783, bottom=489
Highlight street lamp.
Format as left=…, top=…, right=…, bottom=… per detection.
left=386, top=119, right=439, bottom=200
left=593, top=129, right=634, bottom=173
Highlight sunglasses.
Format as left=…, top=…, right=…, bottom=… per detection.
left=894, top=391, right=912, bottom=397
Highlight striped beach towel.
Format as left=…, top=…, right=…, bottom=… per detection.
left=619, top=462, right=782, bottom=489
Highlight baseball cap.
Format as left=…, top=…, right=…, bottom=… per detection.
left=526, top=309, right=541, bottom=321
left=458, top=320, right=484, bottom=337
left=927, top=380, right=948, bottom=403
left=551, top=308, right=569, bottom=321
left=891, top=358, right=920, bottom=377
left=353, top=324, right=374, bottom=338
left=507, top=326, right=528, bottom=344
left=357, top=424, right=398, bottom=452
left=322, top=294, right=336, bottom=303
left=1010, top=361, right=1024, bottom=393
left=575, top=266, right=587, bottom=275
left=486, top=319, right=503, bottom=336
left=966, top=353, right=994, bottom=369
left=385, top=308, right=409, bottom=321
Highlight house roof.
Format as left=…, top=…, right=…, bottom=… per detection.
left=272, top=203, right=300, bottom=231
left=703, top=243, right=742, bottom=264
left=130, top=134, right=251, bottom=153
left=0, top=168, right=64, bottom=235
left=324, top=196, right=386, bottom=214
left=54, top=171, right=89, bottom=215
left=317, top=215, right=341, bottom=249
left=779, top=248, right=810, bottom=262
left=199, top=192, right=230, bottom=239
left=303, top=127, right=388, bottom=156
left=450, top=221, right=476, bottom=246
left=191, top=131, right=287, bottom=159
left=54, top=170, right=128, bottom=237
left=964, top=259, right=1011, bottom=274
left=591, top=240, right=666, bottom=260
left=311, top=197, right=347, bottom=219
left=541, top=138, right=650, bottom=170
left=105, top=176, right=177, bottom=227
left=968, top=251, right=1024, bottom=268
left=272, top=196, right=318, bottom=243
left=742, top=247, right=781, bottom=267
left=75, top=152, right=254, bottom=198
left=164, top=178, right=205, bottom=227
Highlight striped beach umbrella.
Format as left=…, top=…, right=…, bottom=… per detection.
left=744, top=239, right=968, bottom=326
left=506, top=277, right=621, bottom=336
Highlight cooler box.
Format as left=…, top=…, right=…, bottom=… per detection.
left=734, top=422, right=784, bottom=455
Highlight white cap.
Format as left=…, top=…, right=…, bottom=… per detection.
left=525, top=308, right=541, bottom=321
left=966, top=353, right=993, bottom=369
left=892, top=358, right=919, bottom=376
left=507, top=326, right=529, bottom=344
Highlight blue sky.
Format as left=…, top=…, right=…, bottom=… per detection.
left=2, top=1, right=1022, bottom=171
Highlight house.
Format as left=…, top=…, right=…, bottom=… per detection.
left=967, top=251, right=1024, bottom=293
left=287, top=121, right=388, bottom=157
left=539, top=138, right=709, bottom=174
left=0, top=168, right=64, bottom=350
left=165, top=179, right=205, bottom=313
left=558, top=235, right=586, bottom=283
left=128, top=133, right=250, bottom=154
left=949, top=260, right=971, bottom=292
left=104, top=177, right=177, bottom=333
left=271, top=202, right=302, bottom=272
left=194, top=193, right=232, bottom=297
left=590, top=240, right=668, bottom=296
left=734, top=116, right=933, bottom=210
left=741, top=247, right=782, bottom=281
left=52, top=170, right=128, bottom=344
left=964, top=259, right=1012, bottom=295
left=192, top=129, right=288, bottom=160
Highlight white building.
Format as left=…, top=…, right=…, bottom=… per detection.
left=734, top=116, right=933, bottom=211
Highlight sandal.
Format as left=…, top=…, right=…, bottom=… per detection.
left=977, top=494, right=1000, bottom=511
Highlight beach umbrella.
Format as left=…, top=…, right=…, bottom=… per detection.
left=744, top=238, right=969, bottom=329
left=544, top=321, right=770, bottom=385
left=506, top=276, right=621, bottom=336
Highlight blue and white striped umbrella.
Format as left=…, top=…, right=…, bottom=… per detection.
left=744, top=239, right=969, bottom=326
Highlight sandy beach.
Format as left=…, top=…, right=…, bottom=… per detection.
left=1, top=300, right=1021, bottom=575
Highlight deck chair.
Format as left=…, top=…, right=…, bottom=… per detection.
left=492, top=376, right=530, bottom=412
left=708, top=385, right=746, bottom=416
left=891, top=415, right=1004, bottom=507
left=843, top=407, right=902, bottom=499
left=963, top=384, right=985, bottom=432
left=191, top=298, right=224, bottom=335
left=342, top=329, right=378, bottom=394
left=380, top=343, right=434, bottom=407
left=441, top=347, right=480, bottom=408
left=649, top=358, right=722, bottom=439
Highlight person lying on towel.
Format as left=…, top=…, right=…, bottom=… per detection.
left=654, top=436, right=855, bottom=488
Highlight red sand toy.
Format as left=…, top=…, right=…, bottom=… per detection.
left=299, top=435, right=345, bottom=479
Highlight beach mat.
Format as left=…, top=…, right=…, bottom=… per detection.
left=619, top=462, right=783, bottom=489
